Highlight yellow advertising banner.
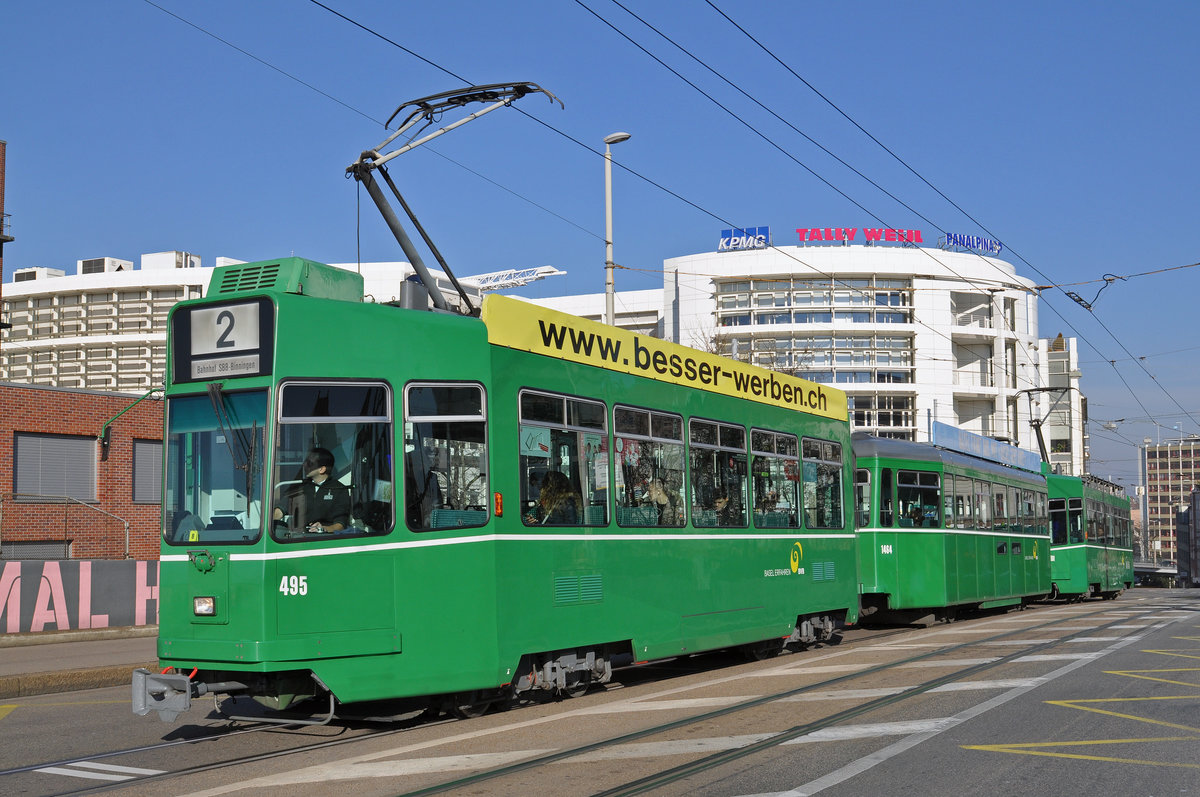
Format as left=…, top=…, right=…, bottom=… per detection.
left=482, top=295, right=847, bottom=422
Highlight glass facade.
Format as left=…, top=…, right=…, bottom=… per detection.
left=713, top=276, right=917, bottom=438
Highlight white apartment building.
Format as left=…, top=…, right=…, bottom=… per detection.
left=1, top=252, right=211, bottom=392
left=0, top=254, right=424, bottom=392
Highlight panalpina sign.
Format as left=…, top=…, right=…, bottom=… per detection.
left=718, top=227, right=770, bottom=251
left=796, top=227, right=923, bottom=244
left=945, top=233, right=1003, bottom=255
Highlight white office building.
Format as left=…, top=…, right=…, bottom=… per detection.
left=0, top=254, right=423, bottom=392
left=535, top=227, right=1081, bottom=464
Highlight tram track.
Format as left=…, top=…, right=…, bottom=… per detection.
left=397, top=600, right=1186, bottom=796
left=0, top=711, right=417, bottom=795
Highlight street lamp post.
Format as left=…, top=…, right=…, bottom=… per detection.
left=604, top=131, right=631, bottom=326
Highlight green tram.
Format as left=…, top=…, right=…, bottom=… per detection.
left=134, top=257, right=859, bottom=721
left=852, top=425, right=1052, bottom=623
left=1047, top=473, right=1134, bottom=600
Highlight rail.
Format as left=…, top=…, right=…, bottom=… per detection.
left=0, top=493, right=132, bottom=559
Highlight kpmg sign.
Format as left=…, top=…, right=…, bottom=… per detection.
left=718, top=227, right=770, bottom=251
left=931, top=421, right=1043, bottom=472
left=945, top=233, right=1003, bottom=255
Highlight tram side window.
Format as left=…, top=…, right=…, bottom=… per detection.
left=1067, top=497, right=1084, bottom=543
left=992, top=483, right=1008, bottom=532
left=520, top=391, right=608, bottom=527
left=951, top=474, right=974, bottom=529
left=404, top=383, right=488, bottom=532
left=1007, top=487, right=1019, bottom=533
left=974, top=480, right=991, bottom=529
left=896, top=470, right=939, bottom=527
left=273, top=381, right=394, bottom=541
left=614, top=406, right=684, bottom=527
left=690, top=419, right=747, bottom=528
left=1049, top=498, right=1067, bottom=545
left=878, top=468, right=897, bottom=528
left=854, top=468, right=871, bottom=529
left=753, top=429, right=800, bottom=529
left=801, top=438, right=844, bottom=530
left=1020, top=490, right=1036, bottom=534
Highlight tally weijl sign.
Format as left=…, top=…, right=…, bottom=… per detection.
left=482, top=295, right=847, bottom=422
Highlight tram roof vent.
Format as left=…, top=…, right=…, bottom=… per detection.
left=209, top=257, right=364, bottom=303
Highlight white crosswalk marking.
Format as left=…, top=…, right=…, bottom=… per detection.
left=35, top=761, right=164, bottom=782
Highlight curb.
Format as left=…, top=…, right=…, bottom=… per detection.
left=0, top=661, right=158, bottom=699
left=0, top=625, right=157, bottom=648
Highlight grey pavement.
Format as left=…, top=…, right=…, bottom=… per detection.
left=0, top=626, right=158, bottom=698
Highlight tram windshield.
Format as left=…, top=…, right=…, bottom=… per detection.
left=164, top=389, right=267, bottom=544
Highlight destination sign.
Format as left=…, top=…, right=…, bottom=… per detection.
left=172, top=298, right=274, bottom=383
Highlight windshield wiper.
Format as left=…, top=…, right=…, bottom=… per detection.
left=207, top=384, right=259, bottom=499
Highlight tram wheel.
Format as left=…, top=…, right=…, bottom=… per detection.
left=449, top=691, right=490, bottom=719
left=742, top=639, right=784, bottom=661
left=562, top=674, right=591, bottom=699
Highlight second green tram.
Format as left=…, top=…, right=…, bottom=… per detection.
left=853, top=433, right=1052, bottom=623
left=1047, top=473, right=1134, bottom=600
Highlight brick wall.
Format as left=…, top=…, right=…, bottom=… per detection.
left=1, top=382, right=163, bottom=559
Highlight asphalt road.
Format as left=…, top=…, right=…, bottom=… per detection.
left=1, top=590, right=1195, bottom=797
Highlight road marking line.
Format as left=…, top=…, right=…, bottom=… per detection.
left=34, top=767, right=133, bottom=782
left=898, top=658, right=1000, bottom=667
left=929, top=678, right=1044, bottom=692
left=589, top=696, right=749, bottom=713
left=70, top=761, right=164, bottom=775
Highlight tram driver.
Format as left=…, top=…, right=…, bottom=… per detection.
left=273, top=447, right=351, bottom=533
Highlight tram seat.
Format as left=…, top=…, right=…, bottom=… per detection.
left=755, top=512, right=791, bottom=528
left=617, top=506, right=658, bottom=526
left=898, top=518, right=914, bottom=527
left=429, top=509, right=487, bottom=528
left=693, top=509, right=718, bottom=526
left=584, top=505, right=607, bottom=525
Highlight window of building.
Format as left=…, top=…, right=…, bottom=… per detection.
left=15, top=433, right=96, bottom=501
left=133, top=438, right=163, bottom=503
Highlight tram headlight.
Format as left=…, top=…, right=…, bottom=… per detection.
left=193, top=596, right=216, bottom=616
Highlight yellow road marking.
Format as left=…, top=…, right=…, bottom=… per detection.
left=1046, top=696, right=1200, bottom=732
left=1104, top=667, right=1200, bottom=688
left=964, top=737, right=1200, bottom=768
left=0, top=705, right=17, bottom=722
left=964, top=663, right=1200, bottom=766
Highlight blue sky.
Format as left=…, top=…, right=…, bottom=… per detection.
left=4, top=0, right=1198, bottom=489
